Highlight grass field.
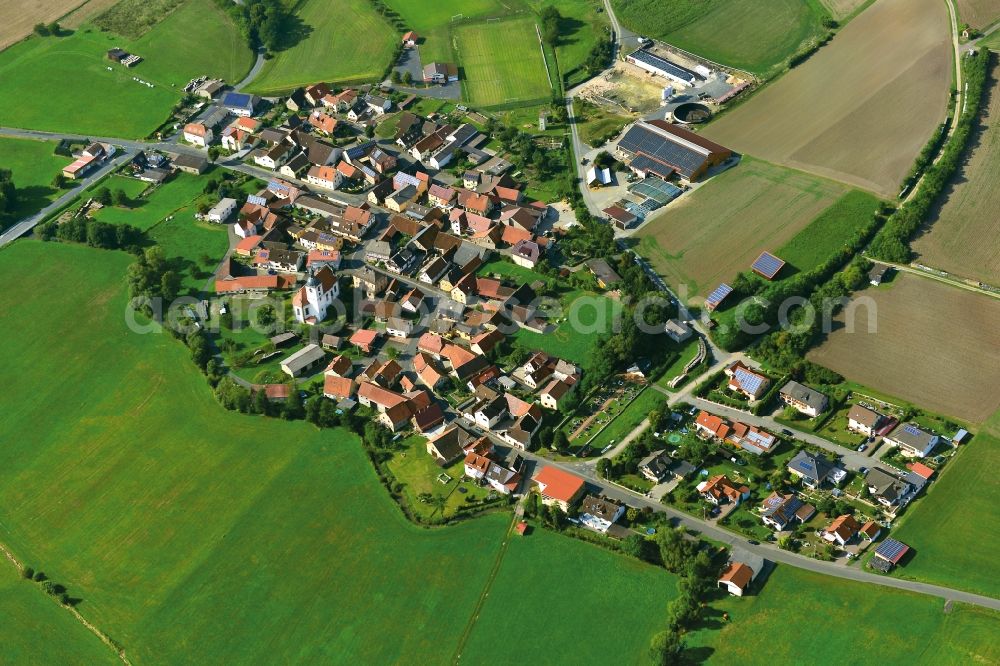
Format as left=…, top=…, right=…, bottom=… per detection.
left=776, top=189, right=880, bottom=274
left=889, top=410, right=1000, bottom=598
left=0, top=0, right=252, bottom=137
left=384, top=0, right=503, bottom=62
left=0, top=563, right=118, bottom=665
left=635, top=157, right=848, bottom=299
left=91, top=174, right=199, bottom=230
left=612, top=0, right=828, bottom=75
left=703, top=0, right=952, bottom=198
left=0, top=240, right=514, bottom=663
left=514, top=291, right=622, bottom=368
left=454, top=17, right=552, bottom=107
left=820, top=0, right=873, bottom=20
left=911, top=62, right=1000, bottom=285
left=461, top=528, right=677, bottom=664
left=0, top=137, right=67, bottom=226
left=958, top=0, right=1000, bottom=28
left=524, top=0, right=609, bottom=83
left=248, top=0, right=396, bottom=94
left=807, top=274, right=1000, bottom=424
left=687, top=566, right=1000, bottom=663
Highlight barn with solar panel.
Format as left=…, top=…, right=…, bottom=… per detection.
left=751, top=251, right=786, bottom=280
left=615, top=119, right=732, bottom=184
left=704, top=283, right=733, bottom=312
left=869, top=538, right=910, bottom=572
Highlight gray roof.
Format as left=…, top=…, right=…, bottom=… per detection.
left=281, top=344, right=325, bottom=374
left=886, top=423, right=938, bottom=452
left=780, top=381, right=828, bottom=410
left=865, top=468, right=912, bottom=503
left=639, top=450, right=672, bottom=480
left=787, top=450, right=834, bottom=483
left=581, top=495, right=623, bottom=522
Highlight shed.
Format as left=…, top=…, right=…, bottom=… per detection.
left=280, top=344, right=325, bottom=377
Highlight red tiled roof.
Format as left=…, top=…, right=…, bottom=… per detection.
left=534, top=466, right=585, bottom=502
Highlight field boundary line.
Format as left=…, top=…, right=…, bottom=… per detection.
left=0, top=540, right=132, bottom=665
left=534, top=23, right=554, bottom=90
left=451, top=513, right=518, bottom=664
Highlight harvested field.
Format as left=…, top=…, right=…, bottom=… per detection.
left=957, top=0, right=1000, bottom=29
left=0, top=0, right=84, bottom=50
left=808, top=274, right=1000, bottom=424
left=820, top=0, right=872, bottom=20
left=454, top=17, right=552, bottom=107
left=703, top=0, right=952, bottom=198
left=635, top=157, right=848, bottom=299
left=61, top=0, right=122, bottom=28
left=911, top=62, right=1000, bottom=286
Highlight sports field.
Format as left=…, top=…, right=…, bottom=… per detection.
left=890, top=408, right=1000, bottom=598
left=687, top=566, right=1000, bottom=663
left=957, top=0, right=1000, bottom=28
left=248, top=0, right=396, bottom=94
left=703, top=0, right=952, bottom=198
left=461, top=529, right=678, bottom=664
left=635, top=158, right=849, bottom=299
left=911, top=63, right=1000, bottom=286
left=0, top=0, right=252, bottom=137
left=807, top=274, right=1000, bottom=424
left=0, top=137, right=67, bottom=226
left=454, top=17, right=552, bottom=108
left=612, top=0, right=827, bottom=75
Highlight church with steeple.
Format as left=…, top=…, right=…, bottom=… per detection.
left=292, top=266, right=339, bottom=324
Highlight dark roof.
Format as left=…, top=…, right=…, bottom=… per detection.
left=618, top=120, right=729, bottom=179
left=787, top=450, right=834, bottom=483
left=223, top=92, right=256, bottom=109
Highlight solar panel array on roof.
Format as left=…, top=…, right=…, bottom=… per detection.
left=623, top=201, right=647, bottom=220
left=247, top=195, right=268, bottom=206
left=394, top=172, right=420, bottom=189
left=631, top=178, right=683, bottom=205
left=628, top=154, right=676, bottom=179
left=618, top=124, right=708, bottom=179
left=874, top=538, right=909, bottom=563
left=903, top=424, right=923, bottom=437
left=734, top=368, right=766, bottom=396
left=751, top=251, right=786, bottom=280
left=628, top=49, right=700, bottom=84
left=705, top=283, right=733, bottom=310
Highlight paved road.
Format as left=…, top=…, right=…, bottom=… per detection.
left=234, top=48, right=267, bottom=92
left=873, top=258, right=1000, bottom=300
left=0, top=150, right=135, bottom=247
left=512, top=442, right=1000, bottom=611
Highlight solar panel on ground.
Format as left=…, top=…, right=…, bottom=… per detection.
left=705, top=283, right=733, bottom=311
left=751, top=251, right=786, bottom=280
left=630, top=178, right=683, bottom=204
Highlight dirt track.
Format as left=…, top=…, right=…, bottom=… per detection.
left=702, top=0, right=952, bottom=199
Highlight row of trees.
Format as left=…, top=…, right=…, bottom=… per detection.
left=214, top=0, right=294, bottom=52
left=0, top=169, right=16, bottom=217
left=868, top=49, right=990, bottom=262
left=37, top=215, right=144, bottom=251
left=21, top=566, right=77, bottom=607
left=126, top=246, right=183, bottom=305
left=33, top=22, right=63, bottom=37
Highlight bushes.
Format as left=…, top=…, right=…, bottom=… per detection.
left=869, top=49, right=990, bottom=263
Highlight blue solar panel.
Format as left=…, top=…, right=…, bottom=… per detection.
left=246, top=195, right=268, bottom=206
left=734, top=368, right=765, bottom=394
left=903, top=424, right=923, bottom=436
left=705, top=283, right=733, bottom=308
left=874, top=538, right=909, bottom=562
left=751, top=251, right=785, bottom=279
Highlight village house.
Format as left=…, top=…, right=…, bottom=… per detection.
left=787, top=450, right=840, bottom=489
left=427, top=424, right=485, bottom=465
left=822, top=514, right=861, bottom=547
left=306, top=165, right=342, bottom=190
left=884, top=423, right=940, bottom=458
left=759, top=492, right=815, bottom=531
left=206, top=197, right=237, bottom=223
left=697, top=475, right=749, bottom=506
left=579, top=495, right=625, bottom=533
left=183, top=123, right=212, bottom=147
left=724, top=361, right=770, bottom=401
left=779, top=381, right=828, bottom=418
left=638, top=451, right=694, bottom=483
left=718, top=561, right=755, bottom=597
left=864, top=468, right=914, bottom=508
left=350, top=328, right=381, bottom=354
left=533, top=466, right=585, bottom=512
left=847, top=404, right=889, bottom=438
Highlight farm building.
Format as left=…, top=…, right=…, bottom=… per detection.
left=625, top=47, right=701, bottom=86
left=869, top=538, right=910, bottom=572
left=615, top=120, right=732, bottom=183
left=280, top=344, right=325, bottom=377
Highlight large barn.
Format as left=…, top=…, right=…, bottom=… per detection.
left=615, top=119, right=732, bottom=183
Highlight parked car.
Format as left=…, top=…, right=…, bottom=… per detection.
left=747, top=539, right=760, bottom=545
left=857, top=443, right=868, bottom=452
left=781, top=428, right=793, bottom=436
left=859, top=466, right=869, bottom=475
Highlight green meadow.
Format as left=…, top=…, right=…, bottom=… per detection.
left=248, top=0, right=397, bottom=93
left=0, top=137, right=67, bottom=226
left=0, top=0, right=251, bottom=137
left=776, top=189, right=880, bottom=273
